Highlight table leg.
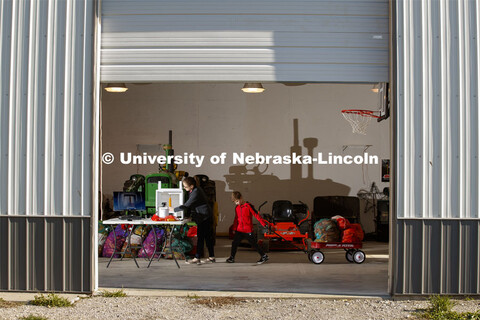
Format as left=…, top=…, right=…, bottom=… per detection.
left=140, top=226, right=149, bottom=261
left=106, top=224, right=117, bottom=268
left=156, top=227, right=168, bottom=262
left=147, top=226, right=157, bottom=268
left=168, top=227, right=180, bottom=269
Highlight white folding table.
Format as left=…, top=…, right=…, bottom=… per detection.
left=102, top=218, right=191, bottom=268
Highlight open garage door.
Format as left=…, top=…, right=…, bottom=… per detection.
left=100, top=0, right=389, bottom=83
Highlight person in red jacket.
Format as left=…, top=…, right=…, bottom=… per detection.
left=227, top=191, right=269, bottom=264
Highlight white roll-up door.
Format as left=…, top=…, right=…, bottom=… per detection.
left=100, top=0, right=388, bottom=83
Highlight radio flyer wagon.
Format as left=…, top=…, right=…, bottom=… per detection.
left=308, top=241, right=365, bottom=264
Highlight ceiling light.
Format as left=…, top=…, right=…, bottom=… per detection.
left=241, top=83, right=265, bottom=93
left=105, top=83, right=128, bottom=93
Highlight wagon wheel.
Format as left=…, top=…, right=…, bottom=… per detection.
left=353, top=250, right=366, bottom=264
left=307, top=250, right=315, bottom=262
left=345, top=249, right=354, bottom=263
left=311, top=251, right=324, bottom=264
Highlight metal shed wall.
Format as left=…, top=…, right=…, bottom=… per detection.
left=394, top=0, right=480, bottom=294
left=100, top=0, right=389, bottom=83
left=0, top=0, right=96, bottom=292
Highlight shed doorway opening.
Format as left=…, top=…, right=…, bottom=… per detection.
left=97, top=82, right=390, bottom=296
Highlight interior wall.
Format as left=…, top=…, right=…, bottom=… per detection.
left=101, top=83, right=389, bottom=233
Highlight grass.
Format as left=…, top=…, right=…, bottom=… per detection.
left=416, top=295, right=480, bottom=320
left=19, top=316, right=49, bottom=320
left=99, top=289, right=127, bottom=297
left=30, top=294, right=72, bottom=308
left=190, top=296, right=247, bottom=308
left=0, top=297, right=22, bottom=308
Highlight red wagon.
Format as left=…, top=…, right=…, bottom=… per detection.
left=308, top=241, right=365, bottom=264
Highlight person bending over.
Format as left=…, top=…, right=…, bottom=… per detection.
left=172, top=177, right=215, bottom=264
left=227, top=191, right=269, bottom=265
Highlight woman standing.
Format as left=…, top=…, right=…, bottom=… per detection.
left=172, top=177, right=215, bottom=264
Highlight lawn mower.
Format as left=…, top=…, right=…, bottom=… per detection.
left=257, top=200, right=311, bottom=252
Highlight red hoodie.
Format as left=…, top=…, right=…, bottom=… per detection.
left=232, top=202, right=267, bottom=233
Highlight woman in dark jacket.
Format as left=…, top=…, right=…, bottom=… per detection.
left=173, top=176, right=215, bottom=264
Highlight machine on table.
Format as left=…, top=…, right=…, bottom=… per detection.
left=155, top=183, right=185, bottom=219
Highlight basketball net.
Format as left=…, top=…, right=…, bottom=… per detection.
left=341, top=109, right=380, bottom=135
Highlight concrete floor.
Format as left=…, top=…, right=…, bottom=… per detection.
left=99, top=238, right=389, bottom=296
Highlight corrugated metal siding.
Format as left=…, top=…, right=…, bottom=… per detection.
left=0, top=217, right=91, bottom=292
left=394, top=0, right=480, bottom=295
left=0, top=0, right=96, bottom=292
left=0, top=0, right=95, bottom=216
left=394, top=220, right=480, bottom=294
left=396, top=0, right=479, bottom=219
left=100, top=0, right=389, bottom=83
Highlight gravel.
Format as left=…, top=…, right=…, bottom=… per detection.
left=1, top=296, right=479, bottom=320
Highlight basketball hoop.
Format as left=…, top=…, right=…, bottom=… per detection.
left=341, top=109, right=380, bottom=135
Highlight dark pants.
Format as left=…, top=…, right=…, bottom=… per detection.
left=230, top=231, right=264, bottom=258
left=196, top=217, right=215, bottom=259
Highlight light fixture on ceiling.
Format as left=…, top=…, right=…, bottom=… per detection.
left=241, top=83, right=265, bottom=93
left=371, top=83, right=381, bottom=93
left=104, top=83, right=128, bottom=93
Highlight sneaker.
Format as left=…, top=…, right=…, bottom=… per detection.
left=226, top=257, right=235, bottom=263
left=186, top=257, right=201, bottom=265
left=205, top=257, right=216, bottom=263
left=257, top=255, right=269, bottom=265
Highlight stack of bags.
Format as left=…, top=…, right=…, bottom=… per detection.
left=313, top=219, right=341, bottom=242
left=313, top=216, right=364, bottom=243
left=331, top=215, right=364, bottom=243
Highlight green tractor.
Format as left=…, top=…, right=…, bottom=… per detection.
left=145, top=172, right=178, bottom=215
left=144, top=130, right=184, bottom=215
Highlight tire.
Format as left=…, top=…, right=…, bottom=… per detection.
left=311, top=251, right=324, bottom=264
left=299, top=222, right=310, bottom=235
left=345, top=249, right=354, bottom=263
left=260, top=239, right=270, bottom=253
left=353, top=250, right=366, bottom=264
left=307, top=250, right=314, bottom=262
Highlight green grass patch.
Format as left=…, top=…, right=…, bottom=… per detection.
left=19, top=315, right=49, bottom=320
left=99, top=289, right=127, bottom=298
left=30, top=294, right=72, bottom=308
left=416, top=295, right=480, bottom=320
left=0, top=297, right=22, bottom=308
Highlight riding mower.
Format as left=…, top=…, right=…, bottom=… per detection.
left=257, top=200, right=311, bottom=252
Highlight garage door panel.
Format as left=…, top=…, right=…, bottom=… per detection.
left=101, top=0, right=388, bottom=82
left=101, top=48, right=388, bottom=65
left=102, top=15, right=387, bottom=34
left=101, top=32, right=388, bottom=49
left=102, top=0, right=389, bottom=16
left=101, top=64, right=388, bottom=82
